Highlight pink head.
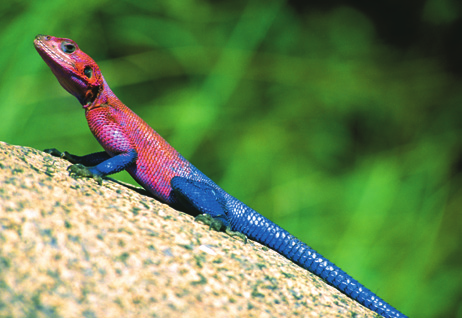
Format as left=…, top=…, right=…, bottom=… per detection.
left=34, top=34, right=104, bottom=106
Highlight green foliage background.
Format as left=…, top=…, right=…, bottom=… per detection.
left=1, top=0, right=461, bottom=317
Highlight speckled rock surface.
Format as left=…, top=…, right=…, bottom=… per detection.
left=0, top=141, right=377, bottom=318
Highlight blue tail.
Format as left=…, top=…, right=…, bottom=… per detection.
left=230, top=205, right=407, bottom=318
left=171, top=175, right=407, bottom=318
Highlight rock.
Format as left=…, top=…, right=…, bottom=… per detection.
left=0, top=141, right=376, bottom=317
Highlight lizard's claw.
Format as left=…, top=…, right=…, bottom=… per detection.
left=225, top=227, right=247, bottom=244
left=44, top=148, right=77, bottom=163
left=195, top=213, right=224, bottom=231
left=195, top=214, right=247, bottom=243
left=67, top=164, right=103, bottom=185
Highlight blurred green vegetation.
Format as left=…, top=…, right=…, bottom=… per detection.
left=1, top=0, right=461, bottom=317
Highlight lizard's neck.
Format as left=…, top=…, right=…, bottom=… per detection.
left=84, top=76, right=116, bottom=110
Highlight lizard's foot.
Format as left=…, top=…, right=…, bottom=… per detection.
left=195, top=214, right=223, bottom=231
left=195, top=214, right=247, bottom=243
left=67, top=164, right=103, bottom=185
left=44, top=148, right=77, bottom=163
left=225, top=227, right=247, bottom=244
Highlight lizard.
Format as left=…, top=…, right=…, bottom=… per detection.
left=34, top=34, right=407, bottom=318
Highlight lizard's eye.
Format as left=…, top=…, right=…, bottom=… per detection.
left=84, top=66, right=93, bottom=78
left=61, top=41, right=76, bottom=54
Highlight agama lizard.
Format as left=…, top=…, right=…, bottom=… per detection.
left=34, top=34, right=407, bottom=318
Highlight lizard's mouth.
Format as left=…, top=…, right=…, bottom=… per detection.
left=34, top=35, right=75, bottom=70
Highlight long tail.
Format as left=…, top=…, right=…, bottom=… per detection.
left=231, top=206, right=407, bottom=318
left=169, top=175, right=407, bottom=317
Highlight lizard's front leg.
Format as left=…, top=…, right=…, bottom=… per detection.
left=44, top=148, right=111, bottom=165
left=45, top=147, right=137, bottom=184
left=67, top=149, right=138, bottom=184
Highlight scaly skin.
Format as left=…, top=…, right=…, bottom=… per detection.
left=34, top=34, right=407, bottom=318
